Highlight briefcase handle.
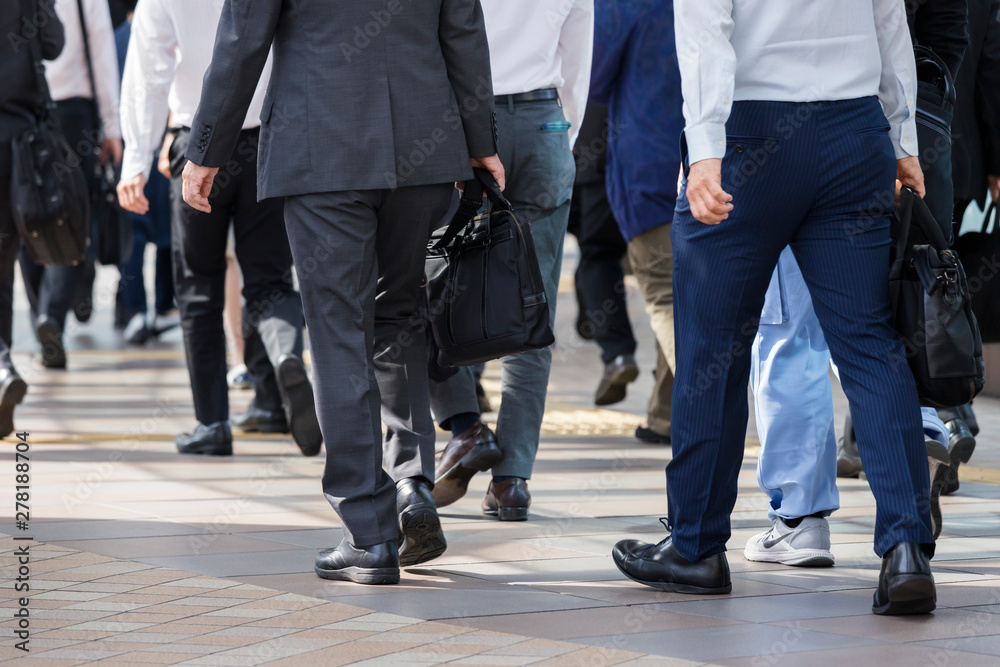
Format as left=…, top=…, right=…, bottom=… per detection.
left=433, top=169, right=512, bottom=250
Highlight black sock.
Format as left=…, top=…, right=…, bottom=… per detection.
left=447, top=412, right=480, bottom=438
left=784, top=511, right=826, bottom=528
left=492, top=475, right=522, bottom=483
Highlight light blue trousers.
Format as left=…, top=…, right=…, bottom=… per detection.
left=751, top=247, right=948, bottom=521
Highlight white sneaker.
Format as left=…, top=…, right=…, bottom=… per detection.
left=744, top=516, right=835, bottom=567
left=226, top=365, right=253, bottom=390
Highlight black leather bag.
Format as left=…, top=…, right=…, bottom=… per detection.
left=10, top=0, right=90, bottom=266
left=425, top=169, right=554, bottom=367
left=95, top=162, right=132, bottom=265
left=953, top=202, right=1000, bottom=342
left=76, top=0, right=132, bottom=266
left=890, top=187, right=985, bottom=409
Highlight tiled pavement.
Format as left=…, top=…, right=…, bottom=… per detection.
left=1, top=253, right=1000, bottom=665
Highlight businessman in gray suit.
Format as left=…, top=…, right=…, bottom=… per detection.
left=182, top=0, right=502, bottom=585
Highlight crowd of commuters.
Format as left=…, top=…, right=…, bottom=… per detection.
left=1, top=0, right=997, bottom=616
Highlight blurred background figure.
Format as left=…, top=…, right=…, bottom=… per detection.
left=112, top=0, right=177, bottom=345
left=117, top=0, right=319, bottom=457
left=222, top=231, right=252, bottom=391
left=20, top=0, right=122, bottom=369
left=943, top=0, right=1000, bottom=495
left=568, top=103, right=640, bottom=409
left=589, top=0, right=682, bottom=446
left=0, top=0, right=65, bottom=434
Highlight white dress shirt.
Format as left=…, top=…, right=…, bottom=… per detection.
left=45, top=0, right=120, bottom=139
left=675, top=0, right=919, bottom=163
left=119, top=0, right=271, bottom=180
left=480, top=0, right=594, bottom=148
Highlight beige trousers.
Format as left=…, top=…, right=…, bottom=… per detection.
left=627, top=224, right=675, bottom=435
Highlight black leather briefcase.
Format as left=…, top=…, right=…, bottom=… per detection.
left=890, top=187, right=984, bottom=408
left=425, top=169, right=554, bottom=367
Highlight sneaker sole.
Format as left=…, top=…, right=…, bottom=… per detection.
left=398, top=506, right=447, bottom=567
left=314, top=565, right=400, bottom=585
left=276, top=358, right=323, bottom=457
left=872, top=574, right=936, bottom=615
left=432, top=442, right=504, bottom=508
left=743, top=547, right=834, bottom=568
left=595, top=364, right=640, bottom=407
left=613, top=557, right=732, bottom=595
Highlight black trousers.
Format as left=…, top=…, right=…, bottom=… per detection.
left=571, top=179, right=636, bottom=363
left=569, top=103, right=635, bottom=364
left=0, top=115, right=30, bottom=372
left=170, top=127, right=303, bottom=425
left=283, top=183, right=453, bottom=547
left=19, top=98, right=98, bottom=332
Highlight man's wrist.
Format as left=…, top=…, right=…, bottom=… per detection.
left=684, top=124, right=727, bottom=164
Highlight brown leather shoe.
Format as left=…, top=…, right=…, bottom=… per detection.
left=482, top=478, right=530, bottom=521
left=433, top=422, right=503, bottom=508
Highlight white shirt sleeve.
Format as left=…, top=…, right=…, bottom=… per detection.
left=85, top=0, right=121, bottom=139
left=873, top=0, right=919, bottom=159
left=120, top=0, right=177, bottom=180
left=674, top=0, right=736, bottom=164
left=557, top=0, right=594, bottom=150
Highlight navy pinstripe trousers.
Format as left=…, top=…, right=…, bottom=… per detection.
left=668, top=97, right=935, bottom=562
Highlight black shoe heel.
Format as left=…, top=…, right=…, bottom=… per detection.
left=873, top=574, right=936, bottom=615
left=398, top=506, right=447, bottom=567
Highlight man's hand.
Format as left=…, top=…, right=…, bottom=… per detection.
left=182, top=162, right=219, bottom=213
left=100, top=137, right=123, bottom=166
left=897, top=156, right=925, bottom=198
left=686, top=159, right=733, bottom=225
left=988, top=174, right=1000, bottom=203
left=470, top=154, right=505, bottom=191
left=117, top=174, right=149, bottom=215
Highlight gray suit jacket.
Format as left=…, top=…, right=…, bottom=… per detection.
left=187, top=0, right=498, bottom=199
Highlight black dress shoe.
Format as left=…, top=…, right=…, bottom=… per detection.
left=432, top=422, right=502, bottom=508
left=942, top=419, right=976, bottom=495
left=0, top=368, right=27, bottom=439
left=175, top=422, right=233, bottom=455
left=36, top=317, right=66, bottom=370
left=872, top=541, right=936, bottom=615
left=482, top=478, right=531, bottom=521
left=315, top=539, right=400, bottom=585
left=635, top=425, right=669, bottom=445
left=231, top=400, right=288, bottom=433
left=274, top=355, right=322, bottom=457
left=613, top=529, right=732, bottom=594
left=396, top=477, right=447, bottom=567
left=594, top=354, right=640, bottom=406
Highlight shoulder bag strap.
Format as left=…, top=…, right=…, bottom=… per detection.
left=21, top=0, right=59, bottom=126
left=74, top=0, right=101, bottom=129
